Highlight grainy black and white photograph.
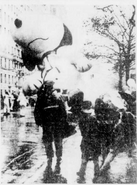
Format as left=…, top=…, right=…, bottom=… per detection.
left=0, top=0, right=136, bottom=184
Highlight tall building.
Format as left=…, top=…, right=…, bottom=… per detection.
left=0, top=4, right=31, bottom=97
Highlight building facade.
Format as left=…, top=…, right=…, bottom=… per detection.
left=0, top=4, right=31, bottom=98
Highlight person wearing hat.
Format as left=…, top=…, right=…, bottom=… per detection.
left=68, top=92, right=101, bottom=180
left=34, top=80, right=76, bottom=174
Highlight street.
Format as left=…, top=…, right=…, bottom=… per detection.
left=1, top=106, right=137, bottom=184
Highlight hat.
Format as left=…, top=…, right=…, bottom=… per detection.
left=68, top=89, right=84, bottom=107
left=81, top=101, right=93, bottom=114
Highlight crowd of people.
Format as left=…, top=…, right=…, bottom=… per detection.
left=1, top=88, right=29, bottom=116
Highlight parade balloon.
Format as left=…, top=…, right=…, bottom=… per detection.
left=11, top=12, right=72, bottom=56
left=11, top=12, right=92, bottom=73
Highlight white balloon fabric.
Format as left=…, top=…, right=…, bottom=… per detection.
left=56, top=45, right=92, bottom=72
left=22, top=71, right=43, bottom=96
left=11, top=12, right=64, bottom=58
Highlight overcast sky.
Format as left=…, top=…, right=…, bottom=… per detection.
left=63, top=5, right=96, bottom=47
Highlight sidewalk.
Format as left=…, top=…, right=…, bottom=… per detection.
left=0, top=106, right=34, bottom=117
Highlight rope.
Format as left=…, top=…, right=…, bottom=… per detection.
left=2, top=148, right=36, bottom=173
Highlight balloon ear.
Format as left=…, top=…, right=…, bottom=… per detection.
left=57, top=24, right=73, bottom=48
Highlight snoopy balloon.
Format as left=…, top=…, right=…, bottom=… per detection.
left=11, top=12, right=73, bottom=69
left=11, top=12, right=92, bottom=92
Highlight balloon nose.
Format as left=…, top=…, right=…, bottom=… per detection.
left=14, top=19, right=22, bottom=28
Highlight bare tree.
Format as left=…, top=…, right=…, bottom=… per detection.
left=83, top=5, right=136, bottom=90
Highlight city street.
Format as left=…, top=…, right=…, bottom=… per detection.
left=1, top=106, right=137, bottom=184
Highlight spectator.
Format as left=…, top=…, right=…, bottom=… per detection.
left=17, top=88, right=27, bottom=107
left=3, top=90, right=10, bottom=115
left=12, top=91, right=19, bottom=111
left=127, top=78, right=136, bottom=98
left=0, top=94, right=4, bottom=110
left=17, top=88, right=27, bottom=117
left=8, top=91, right=15, bottom=111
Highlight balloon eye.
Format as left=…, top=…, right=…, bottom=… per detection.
left=14, top=19, right=22, bottom=28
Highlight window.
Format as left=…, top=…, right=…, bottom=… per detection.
left=15, top=63, right=18, bottom=69
left=0, top=90, right=2, bottom=98
left=0, top=73, right=2, bottom=83
left=2, top=57, right=5, bottom=68
left=11, top=61, right=13, bottom=69
left=10, top=60, right=12, bottom=69
left=8, top=75, right=10, bottom=84
left=5, top=74, right=6, bottom=83
left=5, top=58, right=8, bottom=69
left=8, top=59, right=10, bottom=69
left=12, top=61, right=15, bottom=69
